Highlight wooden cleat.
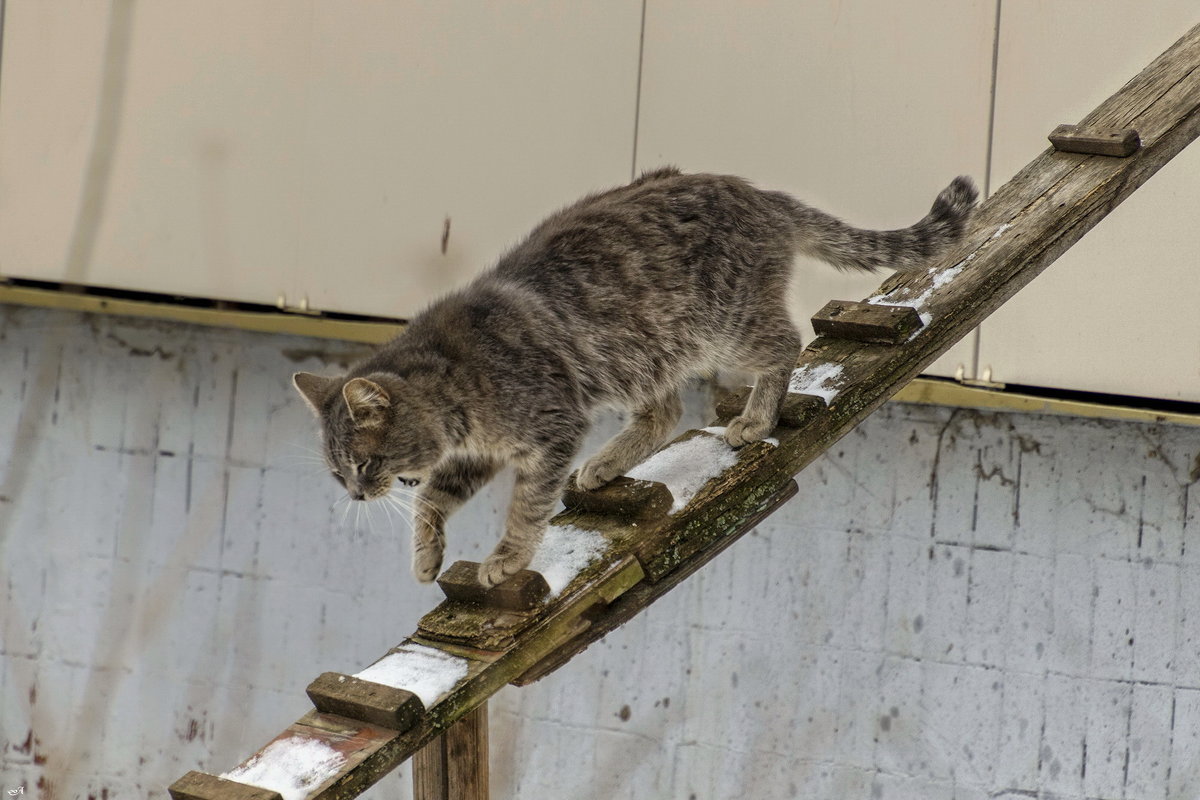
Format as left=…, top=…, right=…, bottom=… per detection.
left=716, top=387, right=825, bottom=427
left=169, top=771, right=283, bottom=800
left=811, top=300, right=923, bottom=344
left=1049, top=124, right=1140, bottom=157
left=436, top=560, right=550, bottom=610
left=561, top=474, right=674, bottom=521
left=306, top=671, right=425, bottom=732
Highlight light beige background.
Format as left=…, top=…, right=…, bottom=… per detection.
left=0, top=2, right=643, bottom=316
left=981, top=2, right=1200, bottom=402
left=1, top=2, right=1196, bottom=399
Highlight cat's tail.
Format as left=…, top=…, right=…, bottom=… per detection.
left=786, top=176, right=978, bottom=273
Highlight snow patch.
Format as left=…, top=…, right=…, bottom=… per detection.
left=626, top=432, right=740, bottom=513
left=787, top=363, right=845, bottom=405
left=530, top=524, right=610, bottom=596
left=222, top=736, right=346, bottom=800
left=354, top=643, right=468, bottom=708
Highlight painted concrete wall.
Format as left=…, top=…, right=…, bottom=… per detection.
left=2, top=305, right=1199, bottom=799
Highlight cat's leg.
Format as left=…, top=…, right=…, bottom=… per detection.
left=577, top=391, right=683, bottom=490
left=724, top=326, right=802, bottom=447
left=411, top=455, right=500, bottom=582
left=479, top=437, right=583, bottom=588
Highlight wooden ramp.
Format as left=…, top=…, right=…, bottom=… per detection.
left=171, top=22, right=1200, bottom=800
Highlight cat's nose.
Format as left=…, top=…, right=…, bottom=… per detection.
left=351, top=490, right=366, bottom=501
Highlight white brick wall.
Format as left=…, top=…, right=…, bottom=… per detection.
left=1, top=305, right=1198, bottom=799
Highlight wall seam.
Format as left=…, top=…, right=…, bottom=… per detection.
left=631, top=0, right=648, bottom=180
left=971, top=0, right=1004, bottom=381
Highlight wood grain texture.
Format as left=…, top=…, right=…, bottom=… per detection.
left=412, top=703, right=489, bottom=800
left=561, top=474, right=674, bottom=521
left=810, top=300, right=925, bottom=343
left=1049, top=124, right=1141, bottom=156
left=306, top=673, right=425, bottom=732
left=436, top=561, right=550, bottom=611
left=168, top=772, right=284, bottom=800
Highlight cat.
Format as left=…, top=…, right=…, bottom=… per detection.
left=293, top=167, right=977, bottom=587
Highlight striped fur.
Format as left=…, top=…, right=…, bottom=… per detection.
left=294, top=169, right=977, bottom=587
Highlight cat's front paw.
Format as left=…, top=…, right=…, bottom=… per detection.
left=411, top=520, right=445, bottom=584
left=723, top=415, right=773, bottom=447
left=412, top=544, right=444, bottom=584
left=478, top=548, right=531, bottom=588
left=577, top=457, right=622, bottom=491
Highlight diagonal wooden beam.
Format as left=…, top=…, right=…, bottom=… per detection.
left=171, top=21, right=1200, bottom=800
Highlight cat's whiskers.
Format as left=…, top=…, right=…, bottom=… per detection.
left=333, top=494, right=350, bottom=532
left=386, top=486, right=441, bottom=530
left=377, top=494, right=402, bottom=531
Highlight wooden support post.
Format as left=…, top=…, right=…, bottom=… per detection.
left=413, top=702, right=489, bottom=800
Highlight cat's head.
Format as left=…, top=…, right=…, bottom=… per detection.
left=292, top=371, right=444, bottom=500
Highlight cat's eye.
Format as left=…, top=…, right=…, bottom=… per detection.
left=400, top=477, right=420, bottom=487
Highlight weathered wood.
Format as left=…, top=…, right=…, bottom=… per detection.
left=447, top=703, right=489, bottom=798
left=1049, top=123, right=1141, bottom=156
left=417, top=604, right=541, bottom=651
left=436, top=561, right=550, bottom=611
left=715, top=387, right=826, bottom=426
left=561, top=474, right=674, bottom=521
left=629, top=436, right=784, bottom=581
left=306, top=672, right=425, bottom=732
left=169, top=772, right=284, bottom=800
left=412, top=738, right=447, bottom=800
left=418, top=555, right=644, bottom=651
left=173, top=22, right=1200, bottom=800
left=413, top=702, right=489, bottom=800
left=810, top=299, right=924, bottom=343
left=512, top=478, right=800, bottom=686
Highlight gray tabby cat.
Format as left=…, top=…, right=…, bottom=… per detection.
left=293, top=168, right=977, bottom=587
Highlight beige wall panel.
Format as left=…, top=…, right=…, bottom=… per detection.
left=636, top=0, right=996, bottom=378
left=0, top=2, right=642, bottom=318
left=980, top=5, right=1200, bottom=402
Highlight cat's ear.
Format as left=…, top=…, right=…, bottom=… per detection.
left=292, top=372, right=338, bottom=416
left=343, top=377, right=391, bottom=427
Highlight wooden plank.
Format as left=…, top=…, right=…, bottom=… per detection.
left=418, top=555, right=643, bottom=650
left=628, top=437, right=786, bottom=581
left=511, top=479, right=800, bottom=686
left=810, top=299, right=924, bottom=343
left=306, top=673, right=425, bottom=732
left=436, top=561, right=550, bottom=611
left=561, top=474, right=674, bottom=521
left=173, top=22, right=1200, bottom=800
left=169, top=772, right=284, bottom=800
left=1049, top=124, right=1140, bottom=157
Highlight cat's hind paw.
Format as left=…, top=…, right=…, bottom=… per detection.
left=577, top=457, right=622, bottom=491
left=722, top=415, right=774, bottom=447
left=478, top=549, right=530, bottom=588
